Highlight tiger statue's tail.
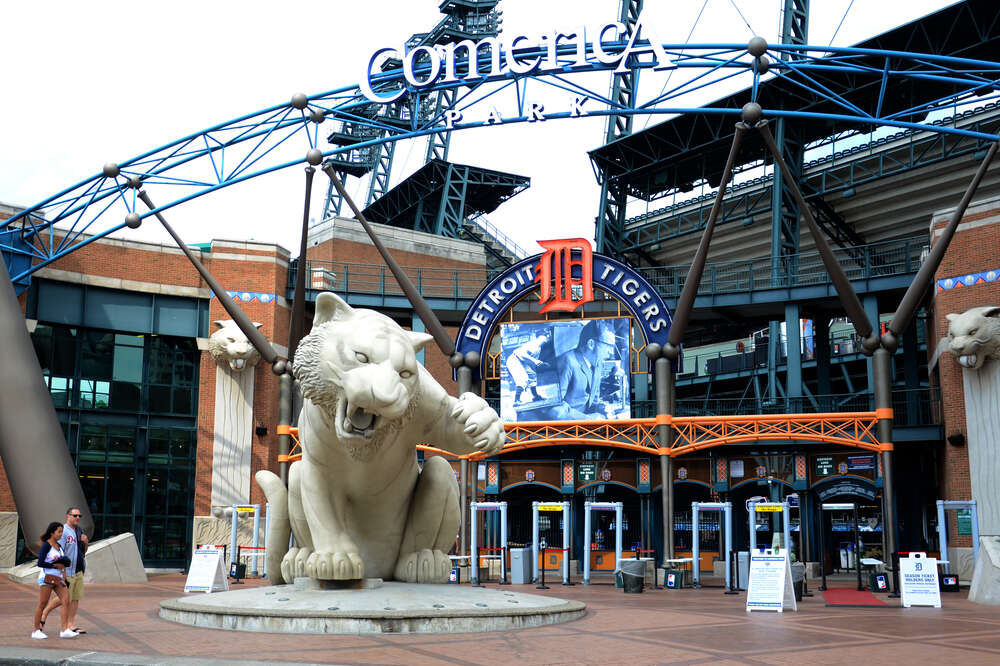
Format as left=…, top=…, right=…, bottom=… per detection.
left=255, top=469, right=290, bottom=585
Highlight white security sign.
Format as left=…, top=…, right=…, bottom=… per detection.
left=899, top=552, right=941, bottom=608
left=184, top=548, right=229, bottom=593
left=746, top=549, right=797, bottom=613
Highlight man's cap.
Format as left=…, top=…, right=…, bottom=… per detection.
left=598, top=328, right=617, bottom=346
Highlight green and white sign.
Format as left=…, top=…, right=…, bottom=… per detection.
left=957, top=509, right=973, bottom=536
left=578, top=463, right=596, bottom=482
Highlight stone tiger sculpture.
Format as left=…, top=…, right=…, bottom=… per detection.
left=255, top=292, right=504, bottom=583
left=208, top=320, right=262, bottom=372
left=946, top=306, right=1000, bottom=369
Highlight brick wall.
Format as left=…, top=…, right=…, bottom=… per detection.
left=928, top=196, right=1000, bottom=546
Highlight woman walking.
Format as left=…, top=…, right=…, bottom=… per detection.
left=32, top=522, right=77, bottom=639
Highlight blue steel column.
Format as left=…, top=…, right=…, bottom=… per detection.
left=785, top=303, right=802, bottom=410
left=0, top=270, right=93, bottom=552
left=595, top=0, right=643, bottom=257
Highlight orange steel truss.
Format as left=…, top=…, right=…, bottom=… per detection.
left=276, top=411, right=887, bottom=463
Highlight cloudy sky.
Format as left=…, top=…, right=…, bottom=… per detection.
left=0, top=0, right=955, bottom=256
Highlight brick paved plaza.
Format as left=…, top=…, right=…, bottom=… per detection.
left=3, top=574, right=1000, bottom=665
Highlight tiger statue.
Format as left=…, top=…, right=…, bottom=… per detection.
left=255, top=292, right=504, bottom=583
left=946, top=305, right=1000, bottom=369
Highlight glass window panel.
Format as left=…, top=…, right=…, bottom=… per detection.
left=148, top=386, right=171, bottom=413
left=31, top=324, right=53, bottom=370
left=154, top=296, right=200, bottom=337
left=80, top=331, right=114, bottom=380
left=173, top=357, right=195, bottom=385
left=52, top=327, right=78, bottom=377
left=79, top=427, right=107, bottom=463
left=110, top=381, right=140, bottom=411
left=168, top=471, right=191, bottom=516
left=165, top=519, right=187, bottom=561
left=105, top=468, right=135, bottom=514
left=84, top=287, right=152, bottom=333
left=48, top=376, right=72, bottom=408
left=101, top=516, right=132, bottom=541
left=145, top=470, right=167, bottom=515
left=170, top=430, right=193, bottom=463
left=148, top=429, right=170, bottom=465
left=112, top=335, right=144, bottom=383
left=37, top=281, right=83, bottom=325
left=78, top=466, right=106, bottom=516
left=107, top=428, right=135, bottom=464
left=143, top=519, right=165, bottom=562
left=172, top=388, right=193, bottom=415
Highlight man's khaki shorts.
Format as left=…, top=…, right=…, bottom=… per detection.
left=67, top=572, right=84, bottom=601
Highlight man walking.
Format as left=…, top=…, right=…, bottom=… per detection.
left=41, top=507, right=87, bottom=634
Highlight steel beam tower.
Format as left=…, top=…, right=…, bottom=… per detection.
left=595, top=0, right=642, bottom=258
left=426, top=88, right=458, bottom=163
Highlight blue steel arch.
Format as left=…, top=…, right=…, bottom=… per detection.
left=5, top=40, right=1000, bottom=285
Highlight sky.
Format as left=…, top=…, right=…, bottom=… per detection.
left=0, top=0, right=958, bottom=258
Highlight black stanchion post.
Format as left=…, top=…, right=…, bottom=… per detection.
left=537, top=543, right=549, bottom=590
left=473, top=549, right=484, bottom=588
left=498, top=547, right=509, bottom=585
left=819, top=510, right=828, bottom=591
left=725, top=549, right=739, bottom=594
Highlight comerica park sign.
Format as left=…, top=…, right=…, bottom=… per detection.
left=361, top=14, right=669, bottom=105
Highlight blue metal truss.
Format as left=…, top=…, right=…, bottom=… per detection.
left=5, top=39, right=1000, bottom=286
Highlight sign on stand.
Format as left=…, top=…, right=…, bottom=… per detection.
left=899, top=552, right=941, bottom=608
left=746, top=549, right=797, bottom=613
left=184, top=547, right=229, bottom=593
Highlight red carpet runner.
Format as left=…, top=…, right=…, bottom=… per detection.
left=822, top=587, right=889, bottom=606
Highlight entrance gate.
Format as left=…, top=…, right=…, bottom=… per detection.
left=748, top=501, right=791, bottom=556
left=531, top=501, right=570, bottom=585
left=470, top=501, right=508, bottom=585
left=583, top=501, right=623, bottom=585
left=936, top=499, right=980, bottom=574
left=691, top=501, right=733, bottom=588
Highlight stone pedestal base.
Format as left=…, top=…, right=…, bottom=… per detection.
left=969, top=536, right=1000, bottom=605
left=0, top=512, right=17, bottom=571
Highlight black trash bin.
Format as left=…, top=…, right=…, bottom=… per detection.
left=790, top=562, right=805, bottom=602
left=621, top=559, right=645, bottom=594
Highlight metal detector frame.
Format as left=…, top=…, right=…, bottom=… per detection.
left=748, top=501, right=791, bottom=557
left=532, top=501, right=570, bottom=584
left=936, top=499, right=980, bottom=575
left=583, top=501, right=623, bottom=585
left=818, top=502, right=863, bottom=591
left=470, top=500, right=508, bottom=585
left=228, top=503, right=262, bottom=576
left=691, top=501, right=732, bottom=589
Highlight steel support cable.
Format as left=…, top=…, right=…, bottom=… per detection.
left=756, top=119, right=875, bottom=342
left=137, top=190, right=285, bottom=373
left=665, top=122, right=747, bottom=355
left=886, top=139, right=1000, bottom=347
left=322, top=164, right=456, bottom=357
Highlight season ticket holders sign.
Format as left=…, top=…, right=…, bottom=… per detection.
left=899, top=552, right=942, bottom=608
left=184, top=547, right=229, bottom=593
left=745, top=549, right=797, bottom=613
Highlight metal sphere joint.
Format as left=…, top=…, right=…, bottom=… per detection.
left=272, top=359, right=288, bottom=376
left=310, top=110, right=325, bottom=124
left=102, top=163, right=120, bottom=178
left=449, top=352, right=465, bottom=369
left=290, top=93, right=309, bottom=110
left=748, top=36, right=768, bottom=57
left=663, top=343, right=680, bottom=361
left=124, top=213, right=142, bottom=229
left=645, top=343, right=662, bottom=360
left=306, top=149, right=323, bottom=166
left=741, top=102, right=763, bottom=125
left=464, top=351, right=481, bottom=368
left=755, top=55, right=770, bottom=75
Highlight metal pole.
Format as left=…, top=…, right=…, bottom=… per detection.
left=278, top=373, right=292, bottom=485
left=873, top=348, right=899, bottom=594
left=499, top=502, right=508, bottom=584
left=819, top=507, right=828, bottom=591
left=654, top=357, right=675, bottom=563
left=854, top=503, right=863, bottom=591
left=724, top=503, right=733, bottom=590
left=460, top=458, right=468, bottom=561
left=936, top=500, right=948, bottom=575
left=0, top=268, right=94, bottom=552
left=470, top=502, right=480, bottom=586
left=562, top=502, right=571, bottom=585
left=692, top=502, right=701, bottom=587
left=971, top=500, right=980, bottom=566
left=230, top=505, right=239, bottom=567
left=615, top=502, right=623, bottom=573
left=532, top=501, right=540, bottom=583
left=584, top=501, right=592, bottom=585
left=783, top=503, right=791, bottom=560
left=749, top=502, right=757, bottom=553
left=251, top=504, right=261, bottom=577
left=287, top=166, right=316, bottom=364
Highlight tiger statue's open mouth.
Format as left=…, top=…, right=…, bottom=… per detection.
left=337, top=398, right=379, bottom=439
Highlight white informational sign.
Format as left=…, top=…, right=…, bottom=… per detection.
left=184, top=548, right=229, bottom=593
left=899, top=552, right=941, bottom=608
left=746, top=549, right=797, bottom=613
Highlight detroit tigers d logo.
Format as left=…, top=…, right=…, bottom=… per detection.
left=535, top=239, right=594, bottom=314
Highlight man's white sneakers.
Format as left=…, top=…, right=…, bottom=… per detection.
left=31, top=629, right=47, bottom=639
left=59, top=629, right=79, bottom=638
